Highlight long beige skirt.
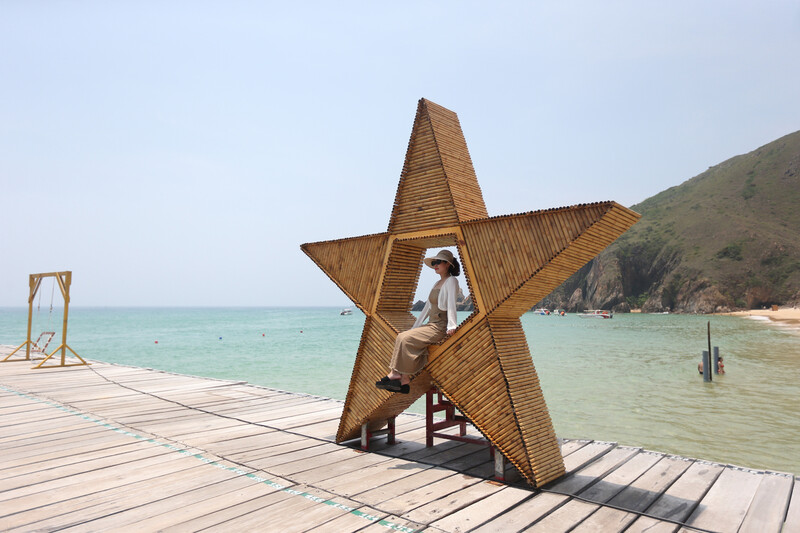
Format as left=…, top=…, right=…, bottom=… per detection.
left=389, top=321, right=447, bottom=375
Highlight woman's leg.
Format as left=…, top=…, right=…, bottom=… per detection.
left=384, top=325, right=445, bottom=386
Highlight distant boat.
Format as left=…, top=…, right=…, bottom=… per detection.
left=534, top=308, right=551, bottom=315
left=340, top=308, right=353, bottom=315
left=578, top=309, right=613, bottom=319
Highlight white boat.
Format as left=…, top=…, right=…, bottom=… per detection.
left=534, top=308, right=551, bottom=315
left=577, top=309, right=613, bottom=319
left=340, top=308, right=353, bottom=315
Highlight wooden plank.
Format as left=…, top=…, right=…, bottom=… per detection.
left=182, top=485, right=361, bottom=531
left=737, top=471, right=793, bottom=532
left=233, top=398, right=336, bottom=422
left=108, top=407, right=203, bottom=426
left=355, top=467, right=462, bottom=508
left=440, top=446, right=497, bottom=474
left=403, top=480, right=507, bottom=525
left=275, top=498, right=378, bottom=533
left=623, top=516, right=683, bottom=533
left=288, top=450, right=392, bottom=485
left=0, top=400, right=55, bottom=414
left=69, top=476, right=271, bottom=531
left=560, top=441, right=614, bottom=474
left=268, top=406, right=344, bottom=430
left=48, top=468, right=293, bottom=533
left=359, top=515, right=429, bottom=532
left=472, top=492, right=568, bottom=531
left=784, top=477, right=800, bottom=533
left=521, top=498, right=598, bottom=531
left=547, top=446, right=640, bottom=495
left=0, top=441, right=177, bottom=491
left=213, top=430, right=308, bottom=459
left=0, top=407, right=81, bottom=428
left=606, top=455, right=694, bottom=512
left=136, top=413, right=244, bottom=437
left=45, top=461, right=268, bottom=531
left=251, top=404, right=342, bottom=426
left=569, top=455, right=696, bottom=532
left=317, top=457, right=434, bottom=498
left=68, top=398, right=177, bottom=418
left=570, top=505, right=637, bottom=533
left=0, top=421, right=108, bottom=447
left=312, top=508, right=414, bottom=532
left=679, top=466, right=774, bottom=533
left=0, top=439, right=148, bottom=482
left=6, top=464, right=215, bottom=531
left=428, top=484, right=531, bottom=531
left=627, top=460, right=723, bottom=527
left=207, top=394, right=328, bottom=416
left=0, top=438, right=197, bottom=500
left=404, top=439, right=473, bottom=462
left=1, top=456, right=206, bottom=523
left=167, top=423, right=276, bottom=448
left=0, top=429, right=141, bottom=465
left=0, top=426, right=161, bottom=470
left=370, top=471, right=483, bottom=517
left=285, top=417, right=342, bottom=440
left=578, top=450, right=664, bottom=503
left=157, top=490, right=299, bottom=532
left=232, top=439, right=330, bottom=466
left=272, top=448, right=375, bottom=480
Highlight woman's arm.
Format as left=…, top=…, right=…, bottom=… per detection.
left=412, top=300, right=431, bottom=328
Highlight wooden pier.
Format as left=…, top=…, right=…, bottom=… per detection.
left=0, top=346, right=797, bottom=532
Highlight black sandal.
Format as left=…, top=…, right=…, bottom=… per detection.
left=375, top=377, right=399, bottom=390
left=375, top=378, right=410, bottom=394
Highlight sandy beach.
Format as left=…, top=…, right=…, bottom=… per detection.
left=720, top=307, right=800, bottom=332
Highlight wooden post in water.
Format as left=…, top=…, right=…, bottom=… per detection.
left=713, top=346, right=720, bottom=374
left=706, top=321, right=712, bottom=382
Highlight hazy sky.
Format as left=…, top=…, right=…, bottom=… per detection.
left=2, top=1, right=799, bottom=307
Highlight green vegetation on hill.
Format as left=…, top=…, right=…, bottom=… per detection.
left=542, top=130, right=800, bottom=313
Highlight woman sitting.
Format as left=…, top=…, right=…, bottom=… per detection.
left=376, top=250, right=460, bottom=394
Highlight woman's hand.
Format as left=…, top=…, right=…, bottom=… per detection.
left=446, top=328, right=455, bottom=336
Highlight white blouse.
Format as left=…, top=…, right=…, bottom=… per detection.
left=412, top=275, right=460, bottom=331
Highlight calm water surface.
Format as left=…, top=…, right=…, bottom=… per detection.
left=1, top=307, right=797, bottom=474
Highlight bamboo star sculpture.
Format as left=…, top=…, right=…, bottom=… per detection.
left=301, top=98, right=640, bottom=486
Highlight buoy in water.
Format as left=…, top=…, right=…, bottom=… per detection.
left=155, top=340, right=158, bottom=344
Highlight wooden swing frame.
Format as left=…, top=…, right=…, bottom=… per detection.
left=1, top=271, right=90, bottom=368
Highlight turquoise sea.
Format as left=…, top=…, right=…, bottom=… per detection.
left=1, top=306, right=798, bottom=475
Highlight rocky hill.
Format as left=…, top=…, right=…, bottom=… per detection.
left=539, top=130, right=800, bottom=313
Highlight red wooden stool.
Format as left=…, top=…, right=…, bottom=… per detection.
left=426, top=387, right=506, bottom=481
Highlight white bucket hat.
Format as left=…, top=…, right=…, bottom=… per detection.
left=423, top=249, right=455, bottom=268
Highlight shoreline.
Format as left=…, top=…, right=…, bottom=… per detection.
left=717, top=306, right=800, bottom=332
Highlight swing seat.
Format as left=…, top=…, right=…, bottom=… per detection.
left=32, top=332, right=56, bottom=354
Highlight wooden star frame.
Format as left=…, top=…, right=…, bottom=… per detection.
left=301, top=99, right=640, bottom=486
